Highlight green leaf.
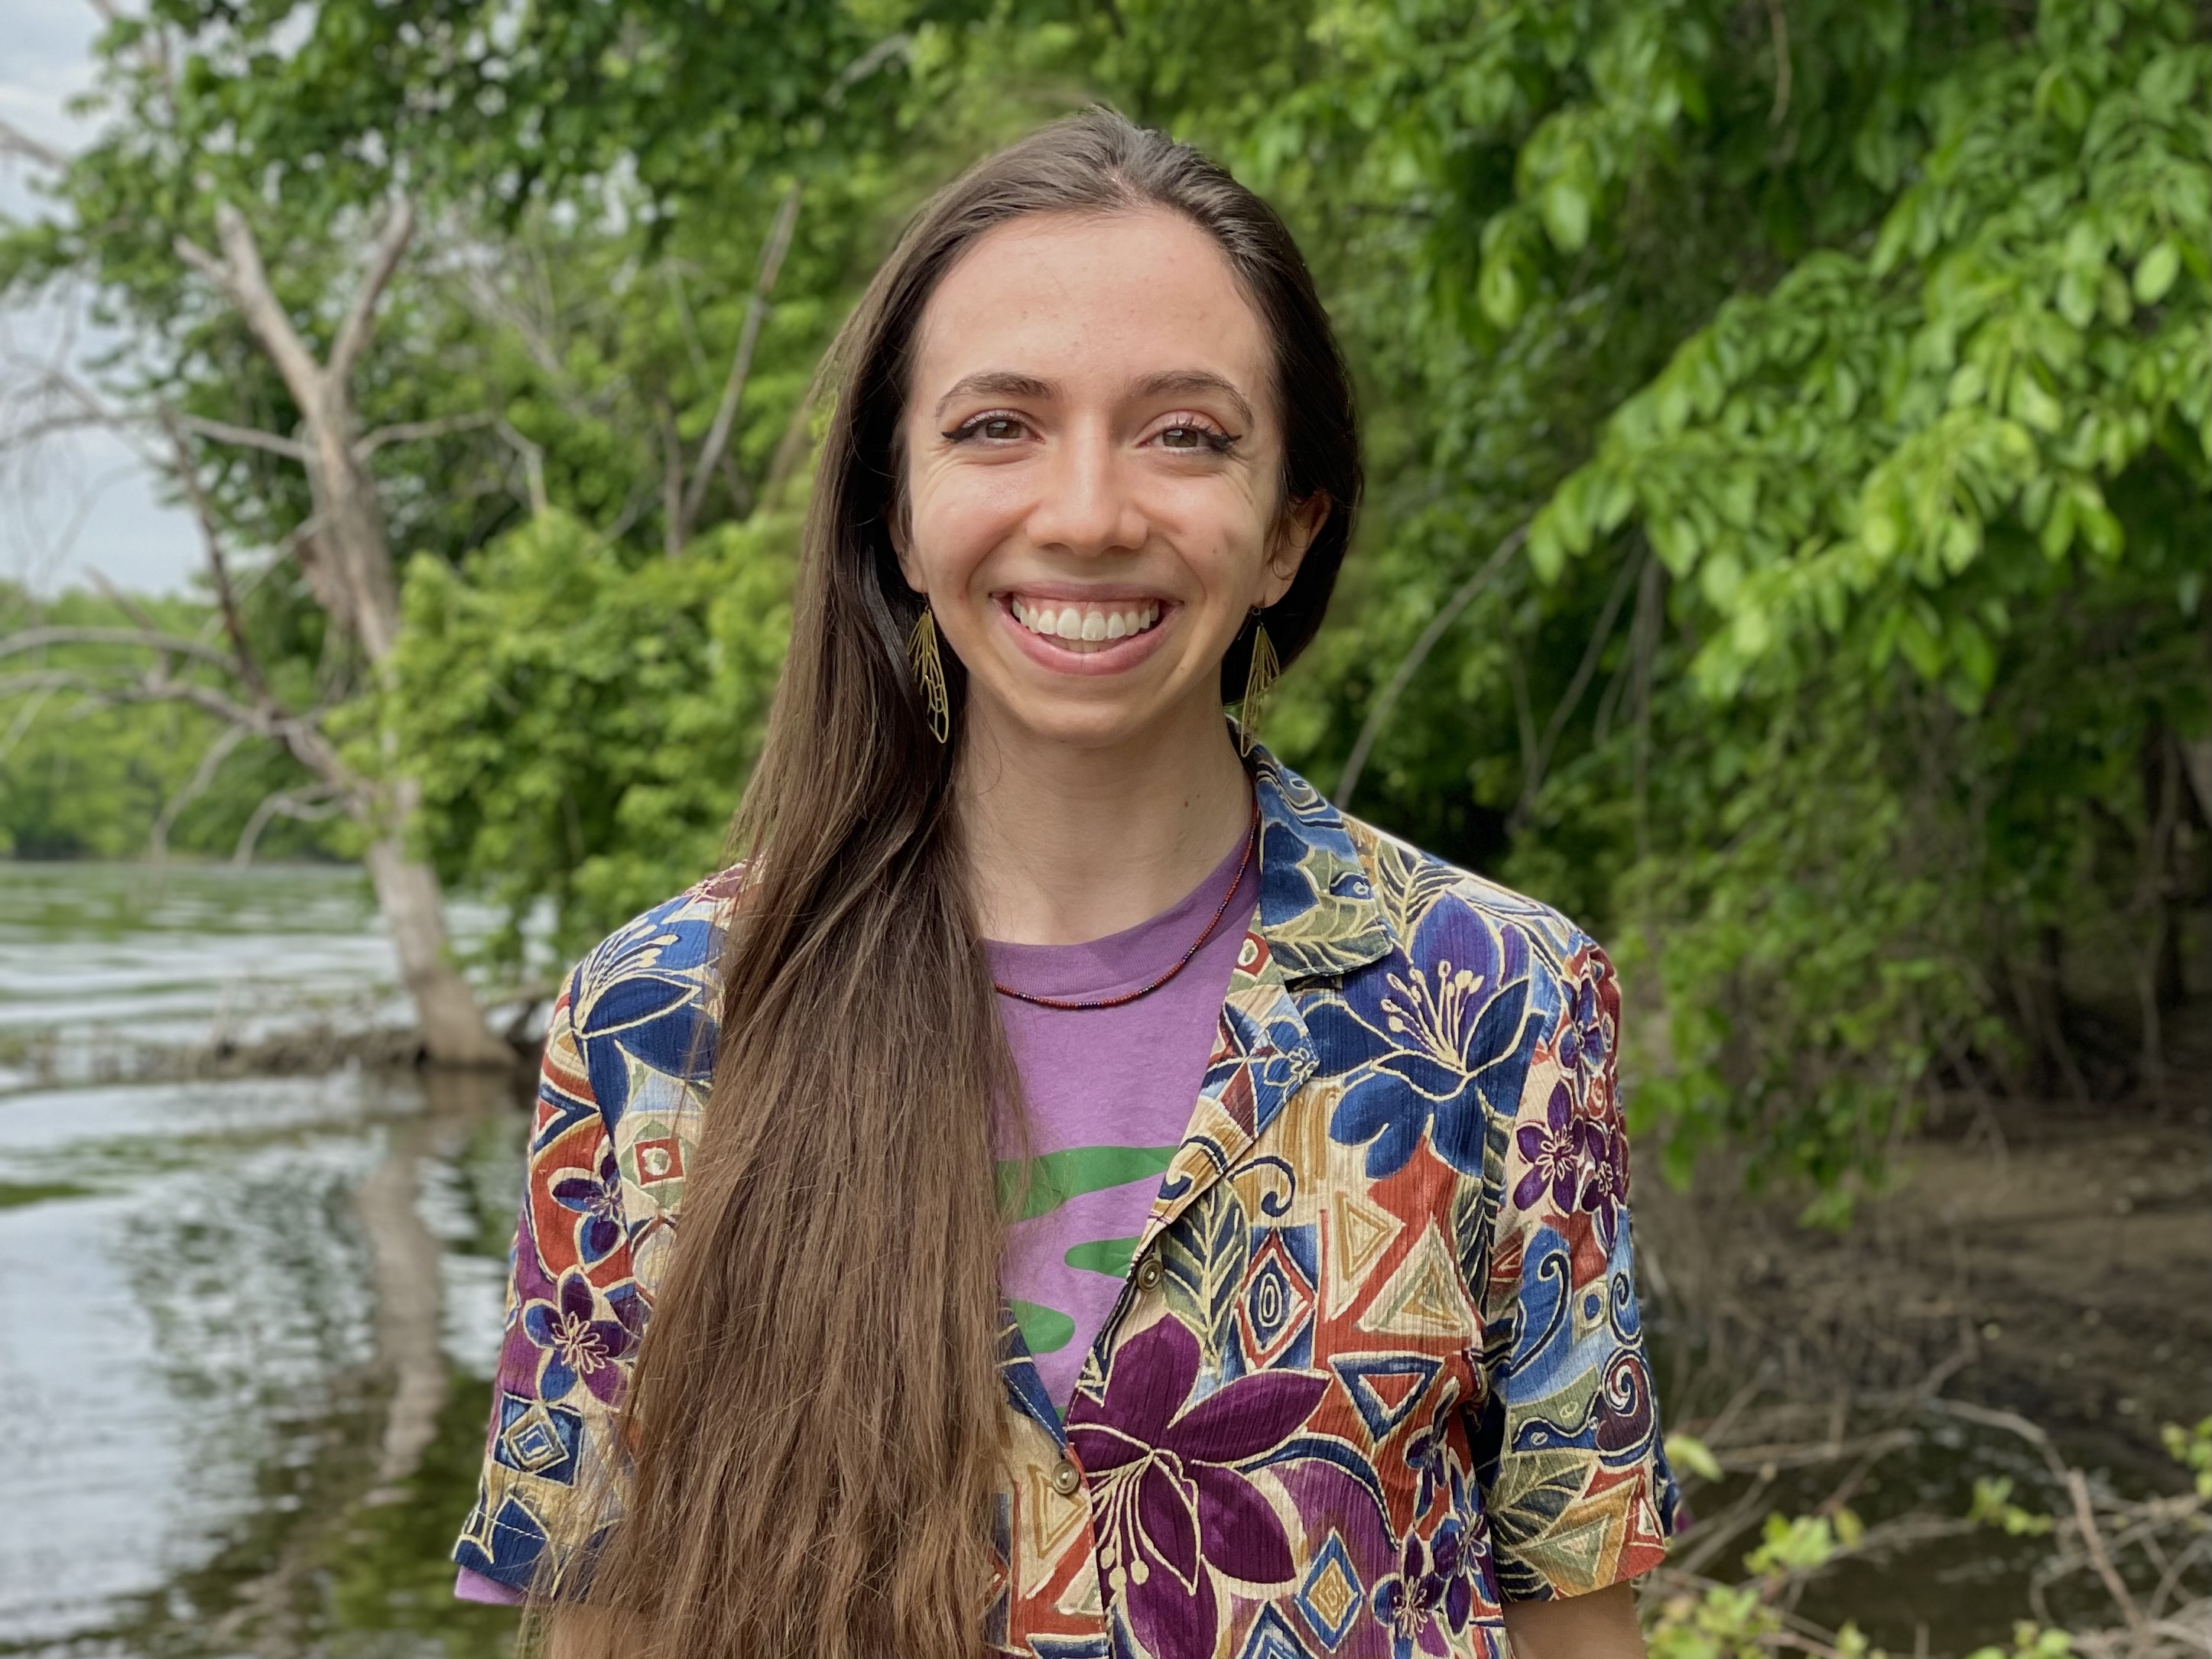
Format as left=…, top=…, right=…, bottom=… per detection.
left=2133, top=241, right=2180, bottom=304
left=1538, top=177, right=1591, bottom=255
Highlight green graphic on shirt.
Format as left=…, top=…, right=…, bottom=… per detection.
left=1063, top=1236, right=1143, bottom=1280
left=1010, top=1297, right=1077, bottom=1355
left=996, top=1143, right=1177, bottom=1222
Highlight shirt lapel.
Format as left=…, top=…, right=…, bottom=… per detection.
left=1138, top=752, right=1397, bottom=1248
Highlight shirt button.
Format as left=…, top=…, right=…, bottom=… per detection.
left=1135, top=1253, right=1164, bottom=1291
left=1051, top=1459, right=1082, bottom=1498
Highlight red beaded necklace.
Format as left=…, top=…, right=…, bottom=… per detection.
left=991, top=798, right=1261, bottom=1012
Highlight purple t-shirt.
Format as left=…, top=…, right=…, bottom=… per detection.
left=456, top=833, right=1254, bottom=1605
left=989, top=832, right=1256, bottom=1411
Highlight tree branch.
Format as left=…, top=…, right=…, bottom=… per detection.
left=233, top=784, right=343, bottom=866
left=355, top=411, right=492, bottom=458
left=148, top=721, right=250, bottom=861
left=330, top=196, right=417, bottom=385
left=0, top=625, right=238, bottom=671
left=0, top=118, right=68, bottom=170
left=1337, top=525, right=1527, bottom=810
left=173, top=411, right=310, bottom=462
left=1512, top=542, right=1645, bottom=827
left=677, top=180, right=803, bottom=544
left=180, top=204, right=324, bottom=407
left=161, top=409, right=271, bottom=698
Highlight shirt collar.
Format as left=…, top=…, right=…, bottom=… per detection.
left=1249, top=747, right=1398, bottom=982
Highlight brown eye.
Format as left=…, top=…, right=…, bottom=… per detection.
left=981, top=417, right=1023, bottom=441
left=1161, top=426, right=1205, bottom=450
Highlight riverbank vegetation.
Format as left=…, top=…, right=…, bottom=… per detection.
left=6, top=0, right=2203, bottom=1187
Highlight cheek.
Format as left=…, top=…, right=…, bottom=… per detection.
left=905, top=464, right=1029, bottom=590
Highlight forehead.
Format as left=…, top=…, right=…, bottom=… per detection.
left=909, top=208, right=1272, bottom=412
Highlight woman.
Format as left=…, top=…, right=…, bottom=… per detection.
left=453, top=109, right=1678, bottom=1659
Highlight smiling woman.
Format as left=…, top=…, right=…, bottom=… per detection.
left=450, top=109, right=1679, bottom=1659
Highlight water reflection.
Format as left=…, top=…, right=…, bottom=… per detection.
left=0, top=865, right=525, bottom=1657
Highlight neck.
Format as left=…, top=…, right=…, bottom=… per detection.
left=957, top=694, right=1255, bottom=946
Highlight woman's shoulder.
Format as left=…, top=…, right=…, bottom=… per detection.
left=560, top=865, right=745, bottom=1084
left=1333, top=807, right=1606, bottom=985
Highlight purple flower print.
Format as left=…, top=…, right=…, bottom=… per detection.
left=1513, top=1083, right=1583, bottom=1214
left=521, top=1269, right=641, bottom=1404
left=1515, top=1082, right=1627, bottom=1243
left=550, top=1151, right=625, bottom=1262
left=1372, top=1521, right=1476, bottom=1658
left=1067, top=1318, right=1327, bottom=1659
left=1554, top=964, right=1612, bottom=1086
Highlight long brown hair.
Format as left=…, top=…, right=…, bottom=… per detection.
left=570, top=108, right=1362, bottom=1659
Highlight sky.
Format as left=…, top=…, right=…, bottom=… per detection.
left=1, top=0, right=201, bottom=596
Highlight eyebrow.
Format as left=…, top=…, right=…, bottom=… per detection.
left=1134, top=370, right=1256, bottom=433
left=931, top=368, right=1259, bottom=431
left=934, top=372, right=1054, bottom=423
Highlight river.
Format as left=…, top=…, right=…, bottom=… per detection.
left=0, top=862, right=522, bottom=1657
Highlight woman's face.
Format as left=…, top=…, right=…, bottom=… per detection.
left=896, top=208, right=1324, bottom=755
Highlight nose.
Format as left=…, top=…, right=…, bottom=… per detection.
left=1023, top=419, right=1148, bottom=557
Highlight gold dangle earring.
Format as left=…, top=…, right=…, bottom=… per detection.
left=908, top=604, right=951, bottom=744
left=1237, top=607, right=1279, bottom=756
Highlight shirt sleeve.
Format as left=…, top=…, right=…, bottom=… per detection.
left=1470, top=937, right=1681, bottom=1601
left=450, top=969, right=643, bottom=1599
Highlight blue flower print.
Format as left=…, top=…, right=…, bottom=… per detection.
left=1554, top=956, right=1613, bottom=1096
left=1318, top=902, right=1539, bottom=1177
left=550, top=1149, right=625, bottom=1262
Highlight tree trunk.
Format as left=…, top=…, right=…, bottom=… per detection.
left=180, top=200, right=511, bottom=1067
left=363, top=820, right=512, bottom=1068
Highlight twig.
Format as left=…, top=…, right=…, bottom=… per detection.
left=354, top=411, right=493, bottom=457
left=677, top=180, right=804, bottom=544
left=330, top=198, right=418, bottom=385
left=233, top=784, right=343, bottom=865
left=2069, top=1468, right=2148, bottom=1631
left=148, top=722, right=250, bottom=861
left=1337, top=524, right=1527, bottom=809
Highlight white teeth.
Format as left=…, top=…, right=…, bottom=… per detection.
left=1009, top=599, right=1163, bottom=643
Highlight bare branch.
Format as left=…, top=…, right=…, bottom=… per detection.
left=233, top=784, right=343, bottom=866
left=1512, top=542, right=1645, bottom=826
left=148, top=722, right=251, bottom=861
left=0, top=118, right=68, bottom=171
left=191, top=203, right=324, bottom=407
left=0, top=625, right=237, bottom=671
left=161, top=409, right=271, bottom=698
left=355, top=411, right=492, bottom=458
left=494, top=420, right=550, bottom=518
left=330, top=197, right=417, bottom=385
left=1336, top=525, right=1528, bottom=810
left=174, top=411, right=310, bottom=462
left=678, top=180, right=803, bottom=544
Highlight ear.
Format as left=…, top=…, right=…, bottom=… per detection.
left=1259, top=491, right=1330, bottom=608
left=887, top=490, right=927, bottom=595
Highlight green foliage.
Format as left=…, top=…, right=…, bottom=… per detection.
left=8, top=0, right=2207, bottom=1197
left=2163, top=1417, right=2212, bottom=1499
left=387, top=510, right=796, bottom=966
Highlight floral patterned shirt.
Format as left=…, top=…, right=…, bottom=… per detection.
left=453, top=752, right=1681, bottom=1657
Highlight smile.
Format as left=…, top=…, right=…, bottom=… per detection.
left=1008, top=596, right=1163, bottom=651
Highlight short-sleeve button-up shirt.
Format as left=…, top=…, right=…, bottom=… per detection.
left=454, top=752, right=1681, bottom=1657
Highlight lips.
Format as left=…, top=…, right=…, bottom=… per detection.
left=995, top=591, right=1176, bottom=674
